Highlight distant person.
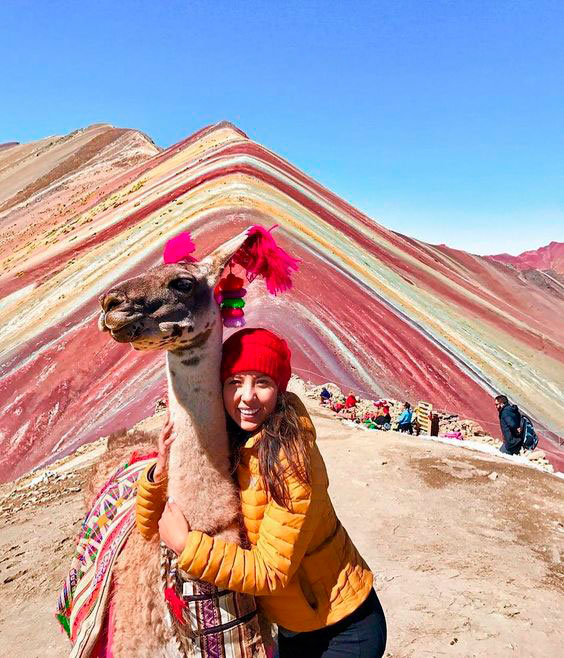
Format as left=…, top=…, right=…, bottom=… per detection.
left=345, top=393, right=358, bottom=409
left=374, top=405, right=391, bottom=429
left=494, top=394, right=523, bottom=454
left=396, top=402, right=413, bottom=434
left=320, top=387, right=332, bottom=405
left=331, top=400, right=345, bottom=413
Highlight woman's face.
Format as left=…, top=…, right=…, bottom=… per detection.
left=223, top=370, right=279, bottom=432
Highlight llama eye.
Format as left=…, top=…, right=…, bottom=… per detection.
left=169, top=278, right=194, bottom=293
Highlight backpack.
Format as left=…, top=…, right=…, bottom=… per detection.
left=520, top=414, right=538, bottom=450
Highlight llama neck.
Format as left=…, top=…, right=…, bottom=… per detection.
left=165, top=323, right=239, bottom=533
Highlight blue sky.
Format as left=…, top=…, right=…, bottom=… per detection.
left=1, top=0, right=562, bottom=254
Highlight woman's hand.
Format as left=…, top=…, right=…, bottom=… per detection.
left=158, top=500, right=190, bottom=555
left=154, top=412, right=174, bottom=481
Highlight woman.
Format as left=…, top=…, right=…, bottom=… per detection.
left=136, top=328, right=387, bottom=657
left=396, top=402, right=413, bottom=434
left=374, top=406, right=391, bottom=430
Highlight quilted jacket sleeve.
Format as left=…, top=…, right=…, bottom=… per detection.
left=136, top=462, right=168, bottom=539
left=178, top=468, right=322, bottom=595
left=177, top=399, right=323, bottom=596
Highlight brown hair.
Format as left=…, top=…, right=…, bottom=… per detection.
left=228, top=393, right=312, bottom=509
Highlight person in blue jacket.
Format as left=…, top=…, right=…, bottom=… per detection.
left=396, top=402, right=413, bottom=434
left=320, top=386, right=332, bottom=405
left=494, top=395, right=523, bottom=454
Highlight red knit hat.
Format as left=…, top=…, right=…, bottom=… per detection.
left=221, top=328, right=292, bottom=392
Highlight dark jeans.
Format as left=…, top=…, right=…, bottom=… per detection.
left=278, top=590, right=387, bottom=658
left=397, top=421, right=412, bottom=434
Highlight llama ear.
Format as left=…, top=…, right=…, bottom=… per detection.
left=199, top=229, right=250, bottom=287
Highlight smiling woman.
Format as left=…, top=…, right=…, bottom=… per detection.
left=221, top=329, right=309, bottom=508
left=223, top=371, right=279, bottom=431
left=222, top=329, right=289, bottom=437
left=137, top=327, right=387, bottom=657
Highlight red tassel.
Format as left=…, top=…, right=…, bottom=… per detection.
left=164, top=587, right=186, bottom=623
left=129, top=450, right=158, bottom=466
left=232, top=225, right=300, bottom=295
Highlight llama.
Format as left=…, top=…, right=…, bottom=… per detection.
left=83, top=227, right=293, bottom=657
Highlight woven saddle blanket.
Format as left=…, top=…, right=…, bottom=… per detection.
left=161, top=548, right=265, bottom=658
left=56, top=452, right=266, bottom=657
left=56, top=452, right=156, bottom=657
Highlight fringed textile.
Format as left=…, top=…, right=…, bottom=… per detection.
left=56, top=453, right=157, bottom=658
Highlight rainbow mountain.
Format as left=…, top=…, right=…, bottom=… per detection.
left=1, top=121, right=563, bottom=481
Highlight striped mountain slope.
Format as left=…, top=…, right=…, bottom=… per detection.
left=0, top=121, right=562, bottom=481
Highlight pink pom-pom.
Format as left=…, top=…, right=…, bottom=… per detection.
left=163, top=232, right=196, bottom=264
left=233, top=225, right=300, bottom=295
left=223, top=316, right=246, bottom=328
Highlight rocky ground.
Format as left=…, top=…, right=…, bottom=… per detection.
left=0, top=387, right=562, bottom=657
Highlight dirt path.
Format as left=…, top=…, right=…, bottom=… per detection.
left=1, top=402, right=562, bottom=657
left=308, top=404, right=563, bottom=657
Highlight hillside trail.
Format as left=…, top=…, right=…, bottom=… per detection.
left=0, top=398, right=562, bottom=657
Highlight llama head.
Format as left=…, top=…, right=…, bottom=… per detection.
left=98, top=229, right=251, bottom=351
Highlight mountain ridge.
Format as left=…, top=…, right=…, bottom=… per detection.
left=0, top=121, right=562, bottom=480
left=487, top=240, right=564, bottom=274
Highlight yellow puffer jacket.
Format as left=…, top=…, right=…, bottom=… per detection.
left=136, top=393, right=373, bottom=632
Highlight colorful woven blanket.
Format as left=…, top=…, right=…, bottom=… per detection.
left=57, top=451, right=267, bottom=657
left=161, top=548, right=266, bottom=658
left=56, top=452, right=157, bottom=658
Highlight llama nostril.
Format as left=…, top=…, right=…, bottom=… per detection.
left=146, top=299, right=164, bottom=314
left=102, top=292, right=126, bottom=313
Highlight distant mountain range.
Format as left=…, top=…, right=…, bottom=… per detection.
left=488, top=241, right=564, bottom=275
left=0, top=122, right=562, bottom=481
